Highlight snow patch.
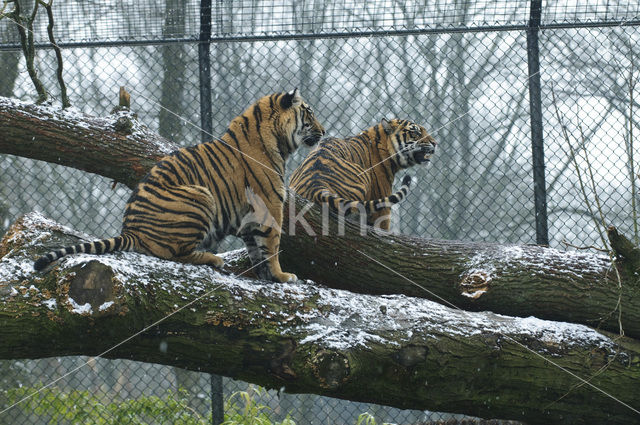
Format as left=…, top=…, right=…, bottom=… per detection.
left=42, top=298, right=57, bottom=310
left=68, top=297, right=92, bottom=315
left=98, top=301, right=114, bottom=311
left=463, top=244, right=611, bottom=283
left=22, top=211, right=93, bottom=241
left=0, top=256, right=36, bottom=282
left=219, top=248, right=247, bottom=263
left=0, top=97, right=177, bottom=156
left=286, top=284, right=614, bottom=353
left=461, top=289, right=487, bottom=299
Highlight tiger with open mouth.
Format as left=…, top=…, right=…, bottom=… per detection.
left=290, top=118, right=436, bottom=230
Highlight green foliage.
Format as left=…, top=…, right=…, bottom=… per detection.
left=355, top=412, right=392, bottom=425
left=4, top=384, right=385, bottom=425
left=222, top=386, right=295, bottom=425
left=3, top=384, right=207, bottom=424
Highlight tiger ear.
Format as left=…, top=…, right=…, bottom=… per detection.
left=281, top=88, right=302, bottom=109
left=381, top=118, right=393, bottom=135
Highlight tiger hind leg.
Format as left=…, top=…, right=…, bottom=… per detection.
left=198, top=231, right=220, bottom=253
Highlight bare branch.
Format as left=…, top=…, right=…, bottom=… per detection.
left=10, top=0, right=47, bottom=103
left=39, top=0, right=69, bottom=108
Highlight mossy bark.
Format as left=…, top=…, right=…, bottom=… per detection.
left=2, top=214, right=640, bottom=424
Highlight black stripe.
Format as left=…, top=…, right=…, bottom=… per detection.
left=253, top=104, right=262, bottom=130
left=190, top=147, right=217, bottom=187
left=250, top=228, right=272, bottom=238
left=206, top=140, right=236, bottom=168
left=173, top=151, right=197, bottom=183
left=178, top=150, right=205, bottom=185
left=268, top=96, right=276, bottom=118
left=163, top=157, right=190, bottom=185
left=200, top=145, right=238, bottom=227
left=157, top=161, right=182, bottom=184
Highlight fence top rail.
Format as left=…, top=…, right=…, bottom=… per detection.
left=1, top=0, right=640, bottom=48
left=1, top=17, right=639, bottom=51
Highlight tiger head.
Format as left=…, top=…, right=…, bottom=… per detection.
left=271, top=88, right=325, bottom=157
left=380, top=118, right=437, bottom=169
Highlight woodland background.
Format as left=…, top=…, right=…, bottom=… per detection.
left=1, top=1, right=639, bottom=424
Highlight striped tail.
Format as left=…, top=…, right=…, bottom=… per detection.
left=319, top=175, right=413, bottom=214
left=33, top=234, right=136, bottom=271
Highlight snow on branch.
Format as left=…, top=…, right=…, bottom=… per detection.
left=1, top=213, right=640, bottom=424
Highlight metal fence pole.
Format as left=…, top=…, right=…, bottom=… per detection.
left=198, top=3, right=224, bottom=424
left=526, top=0, right=549, bottom=245
left=199, top=0, right=213, bottom=141
left=210, top=373, right=224, bottom=424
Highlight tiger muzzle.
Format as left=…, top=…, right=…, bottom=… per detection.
left=414, top=143, right=436, bottom=164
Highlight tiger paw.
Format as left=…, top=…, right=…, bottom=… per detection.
left=177, top=251, right=224, bottom=269
left=202, top=252, right=224, bottom=268
left=273, top=272, right=298, bottom=283
left=210, top=257, right=224, bottom=270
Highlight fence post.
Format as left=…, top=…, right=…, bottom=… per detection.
left=526, top=0, right=549, bottom=245
left=199, top=0, right=213, bottom=141
left=199, top=4, right=223, bottom=424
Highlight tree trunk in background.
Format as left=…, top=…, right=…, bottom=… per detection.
left=158, top=0, right=200, bottom=407
left=0, top=2, right=29, bottom=99
left=1, top=1, right=34, bottom=232
left=158, top=0, right=187, bottom=142
left=210, top=1, right=236, bottom=132
left=0, top=51, right=20, bottom=98
left=2, top=214, right=640, bottom=425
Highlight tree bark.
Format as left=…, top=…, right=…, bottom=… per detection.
left=2, top=213, right=640, bottom=425
left=1, top=95, right=639, bottom=341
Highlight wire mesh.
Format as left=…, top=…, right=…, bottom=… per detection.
left=1, top=1, right=639, bottom=424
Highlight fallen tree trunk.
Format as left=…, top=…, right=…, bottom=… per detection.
left=1, top=95, right=639, bottom=340
left=1, top=213, right=640, bottom=424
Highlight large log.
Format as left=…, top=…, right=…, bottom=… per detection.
left=1, top=213, right=640, bottom=425
left=1, top=95, right=639, bottom=340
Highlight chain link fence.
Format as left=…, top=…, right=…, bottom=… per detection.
left=1, top=1, right=639, bottom=424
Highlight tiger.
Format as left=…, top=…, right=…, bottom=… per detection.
left=289, top=118, right=436, bottom=231
left=34, top=89, right=325, bottom=283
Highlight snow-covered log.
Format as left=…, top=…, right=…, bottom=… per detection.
left=0, top=96, right=176, bottom=189
left=1, top=95, right=639, bottom=340
left=1, top=213, right=640, bottom=425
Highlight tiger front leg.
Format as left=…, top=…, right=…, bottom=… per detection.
left=243, top=226, right=296, bottom=283
left=239, top=187, right=297, bottom=282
